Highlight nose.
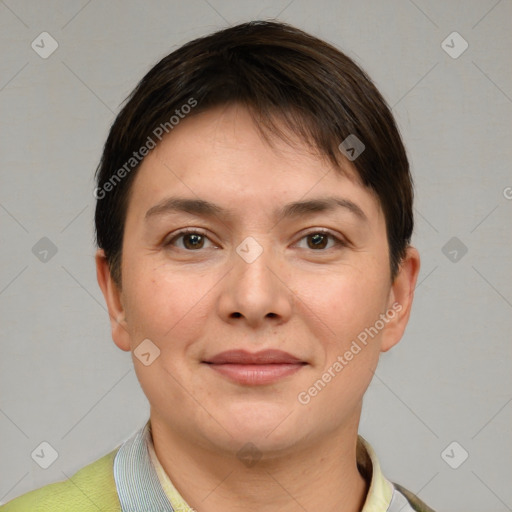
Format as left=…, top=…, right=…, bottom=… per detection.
left=216, top=239, right=294, bottom=329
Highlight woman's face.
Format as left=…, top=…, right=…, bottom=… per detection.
left=98, top=104, right=418, bottom=456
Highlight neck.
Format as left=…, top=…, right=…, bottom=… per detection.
left=150, top=412, right=369, bottom=512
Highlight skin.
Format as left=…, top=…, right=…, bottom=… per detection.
left=96, top=104, right=420, bottom=512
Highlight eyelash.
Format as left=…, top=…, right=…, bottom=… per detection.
left=164, top=228, right=347, bottom=252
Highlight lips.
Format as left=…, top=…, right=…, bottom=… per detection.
left=205, top=349, right=304, bottom=365
left=203, top=349, right=306, bottom=386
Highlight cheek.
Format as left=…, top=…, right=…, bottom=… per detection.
left=122, top=261, right=215, bottom=346
left=295, top=269, right=388, bottom=424
left=300, top=264, right=389, bottom=345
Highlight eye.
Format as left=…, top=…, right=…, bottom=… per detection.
left=295, top=230, right=347, bottom=250
left=165, top=229, right=216, bottom=251
left=164, top=229, right=346, bottom=252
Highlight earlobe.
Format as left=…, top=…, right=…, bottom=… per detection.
left=95, top=249, right=131, bottom=352
left=380, top=246, right=421, bottom=352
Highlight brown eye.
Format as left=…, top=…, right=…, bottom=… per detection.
left=165, top=230, right=214, bottom=251
left=307, top=232, right=329, bottom=249
left=295, top=230, right=346, bottom=251
left=182, top=233, right=205, bottom=250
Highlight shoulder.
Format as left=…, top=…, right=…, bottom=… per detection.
left=0, top=448, right=121, bottom=512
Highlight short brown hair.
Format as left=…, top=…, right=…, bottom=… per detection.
left=95, top=20, right=413, bottom=286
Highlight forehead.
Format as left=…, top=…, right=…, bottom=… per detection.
left=126, top=104, right=384, bottom=225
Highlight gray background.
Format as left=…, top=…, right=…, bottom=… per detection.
left=0, top=1, right=511, bottom=510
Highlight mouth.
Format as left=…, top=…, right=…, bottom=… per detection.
left=202, top=349, right=307, bottom=386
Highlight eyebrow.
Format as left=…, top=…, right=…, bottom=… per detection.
left=145, top=195, right=368, bottom=223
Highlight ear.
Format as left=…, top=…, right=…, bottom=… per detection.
left=95, top=249, right=131, bottom=352
left=380, top=246, right=421, bottom=353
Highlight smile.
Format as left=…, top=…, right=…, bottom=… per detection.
left=202, top=349, right=307, bottom=386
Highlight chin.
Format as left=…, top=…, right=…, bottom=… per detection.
left=210, top=427, right=301, bottom=460
left=217, top=400, right=299, bottom=443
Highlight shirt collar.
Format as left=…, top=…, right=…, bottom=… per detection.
left=356, top=435, right=394, bottom=511
left=114, top=419, right=408, bottom=512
